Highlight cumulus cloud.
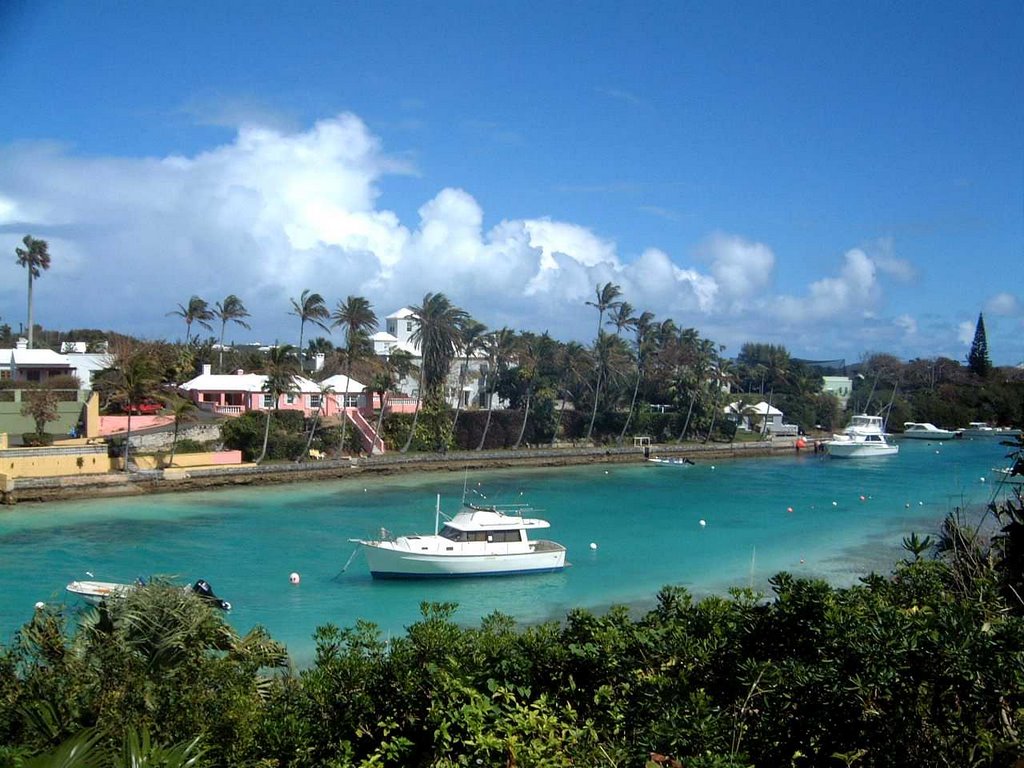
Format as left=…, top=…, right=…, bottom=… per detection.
left=986, top=292, right=1020, bottom=316
left=894, top=314, right=917, bottom=335
left=0, top=113, right=915, bottom=352
left=957, top=321, right=975, bottom=345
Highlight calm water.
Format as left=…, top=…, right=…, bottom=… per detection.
left=0, top=439, right=1017, bottom=666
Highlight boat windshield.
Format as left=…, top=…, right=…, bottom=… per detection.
left=439, top=526, right=524, bottom=543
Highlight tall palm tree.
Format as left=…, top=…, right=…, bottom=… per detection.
left=331, top=296, right=378, bottom=456
left=289, top=290, right=330, bottom=363
left=301, top=382, right=335, bottom=461
left=213, top=295, right=251, bottom=373
left=618, top=310, right=656, bottom=444
left=108, top=341, right=162, bottom=472
left=166, top=396, right=199, bottom=467
left=476, top=328, right=515, bottom=450
left=400, top=293, right=468, bottom=453
left=449, top=318, right=488, bottom=443
left=15, top=234, right=51, bottom=349
left=168, top=296, right=214, bottom=345
left=512, top=333, right=540, bottom=450
left=585, top=282, right=623, bottom=441
left=371, top=349, right=415, bottom=452
left=550, top=341, right=592, bottom=446
left=255, top=345, right=300, bottom=464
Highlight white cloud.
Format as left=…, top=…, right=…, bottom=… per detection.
left=894, top=314, right=917, bottom=335
left=986, top=292, right=1020, bottom=316
left=957, top=321, right=975, bottom=345
left=0, top=113, right=917, bottom=353
left=696, top=233, right=774, bottom=305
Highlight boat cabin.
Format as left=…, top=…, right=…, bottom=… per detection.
left=439, top=526, right=524, bottom=543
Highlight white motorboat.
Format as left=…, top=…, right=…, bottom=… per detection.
left=647, top=456, right=695, bottom=467
left=65, top=578, right=231, bottom=610
left=66, top=580, right=133, bottom=606
left=824, top=414, right=899, bottom=458
left=350, top=496, right=567, bottom=579
left=958, top=422, right=1022, bottom=439
left=901, top=422, right=957, bottom=440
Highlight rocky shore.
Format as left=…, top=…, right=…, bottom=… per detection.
left=4, top=438, right=799, bottom=505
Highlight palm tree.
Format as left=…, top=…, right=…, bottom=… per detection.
left=108, top=341, right=162, bottom=472
left=168, top=296, right=214, bottom=345
left=166, top=396, right=199, bottom=467
left=400, top=293, right=468, bottom=453
left=476, top=328, right=515, bottom=450
left=255, top=345, right=300, bottom=464
left=550, top=341, right=592, bottom=446
left=331, top=296, right=378, bottom=456
left=301, top=381, right=335, bottom=461
left=512, top=333, right=540, bottom=449
left=14, top=234, right=51, bottom=349
left=289, top=290, right=331, bottom=363
left=449, top=318, right=488, bottom=443
left=618, top=310, right=656, bottom=444
left=370, top=349, right=415, bottom=452
left=585, top=282, right=623, bottom=441
left=213, top=295, right=251, bottom=373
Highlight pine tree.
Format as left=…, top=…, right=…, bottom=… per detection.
left=967, top=312, right=992, bottom=377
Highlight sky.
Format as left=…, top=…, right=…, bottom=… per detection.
left=0, top=1, right=1022, bottom=364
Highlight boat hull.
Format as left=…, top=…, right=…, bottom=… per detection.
left=65, top=580, right=134, bottom=605
left=361, top=542, right=566, bottom=579
left=825, top=442, right=899, bottom=458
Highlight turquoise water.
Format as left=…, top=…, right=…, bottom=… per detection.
left=0, top=439, right=1017, bottom=666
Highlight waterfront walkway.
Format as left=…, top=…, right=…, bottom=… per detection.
left=4, top=438, right=799, bottom=504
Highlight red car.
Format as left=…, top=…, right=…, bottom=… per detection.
left=125, top=399, right=163, bottom=415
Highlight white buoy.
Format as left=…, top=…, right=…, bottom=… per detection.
left=710, top=465, right=715, bottom=470
left=34, top=601, right=45, bottom=610
left=589, top=542, right=598, bottom=550
left=786, top=506, right=794, bottom=513
left=699, top=519, right=707, bottom=527
left=832, top=501, right=838, bottom=507
left=980, top=477, right=986, bottom=482
left=289, top=572, right=300, bottom=585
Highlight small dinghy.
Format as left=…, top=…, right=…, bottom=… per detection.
left=65, top=578, right=231, bottom=610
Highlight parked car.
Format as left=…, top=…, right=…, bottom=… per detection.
left=125, top=399, right=163, bottom=415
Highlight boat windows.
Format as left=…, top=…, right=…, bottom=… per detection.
left=489, top=530, right=524, bottom=543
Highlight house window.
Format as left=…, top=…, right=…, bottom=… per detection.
left=344, top=394, right=359, bottom=407
left=0, top=370, right=9, bottom=380
left=310, top=394, right=322, bottom=409
left=406, top=320, right=413, bottom=332
left=263, top=394, right=274, bottom=408
left=286, top=394, right=296, bottom=404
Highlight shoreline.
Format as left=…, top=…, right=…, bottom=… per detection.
left=3, top=438, right=800, bottom=505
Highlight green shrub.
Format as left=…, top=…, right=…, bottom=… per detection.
left=20, top=432, right=54, bottom=447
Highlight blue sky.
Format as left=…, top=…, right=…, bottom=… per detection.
left=1, top=1, right=1022, bottom=364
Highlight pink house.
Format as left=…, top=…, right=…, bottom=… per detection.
left=179, top=365, right=384, bottom=453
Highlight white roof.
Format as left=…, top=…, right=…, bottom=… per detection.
left=387, top=307, right=416, bottom=320
left=319, top=374, right=366, bottom=392
left=724, top=400, right=782, bottom=416
left=370, top=331, right=399, bottom=342
left=0, top=348, right=74, bottom=367
left=180, top=372, right=323, bottom=394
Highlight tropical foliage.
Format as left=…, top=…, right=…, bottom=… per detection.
left=4, top=455, right=1024, bottom=766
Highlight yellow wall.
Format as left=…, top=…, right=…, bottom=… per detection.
left=132, top=451, right=243, bottom=470
left=0, top=449, right=116, bottom=478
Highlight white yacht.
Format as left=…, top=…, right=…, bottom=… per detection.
left=351, top=496, right=567, bottom=579
left=958, top=422, right=1022, bottom=439
left=824, top=415, right=899, bottom=458
left=901, top=422, right=957, bottom=440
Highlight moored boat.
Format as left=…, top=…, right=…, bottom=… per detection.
left=647, top=456, right=695, bottom=467
left=958, top=422, right=1022, bottom=439
left=65, top=578, right=231, bottom=610
left=901, top=422, right=957, bottom=440
left=824, top=414, right=899, bottom=458
left=350, top=496, right=566, bottom=579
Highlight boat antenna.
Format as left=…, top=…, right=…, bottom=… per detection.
left=461, top=470, right=469, bottom=505
left=435, top=494, right=441, bottom=535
